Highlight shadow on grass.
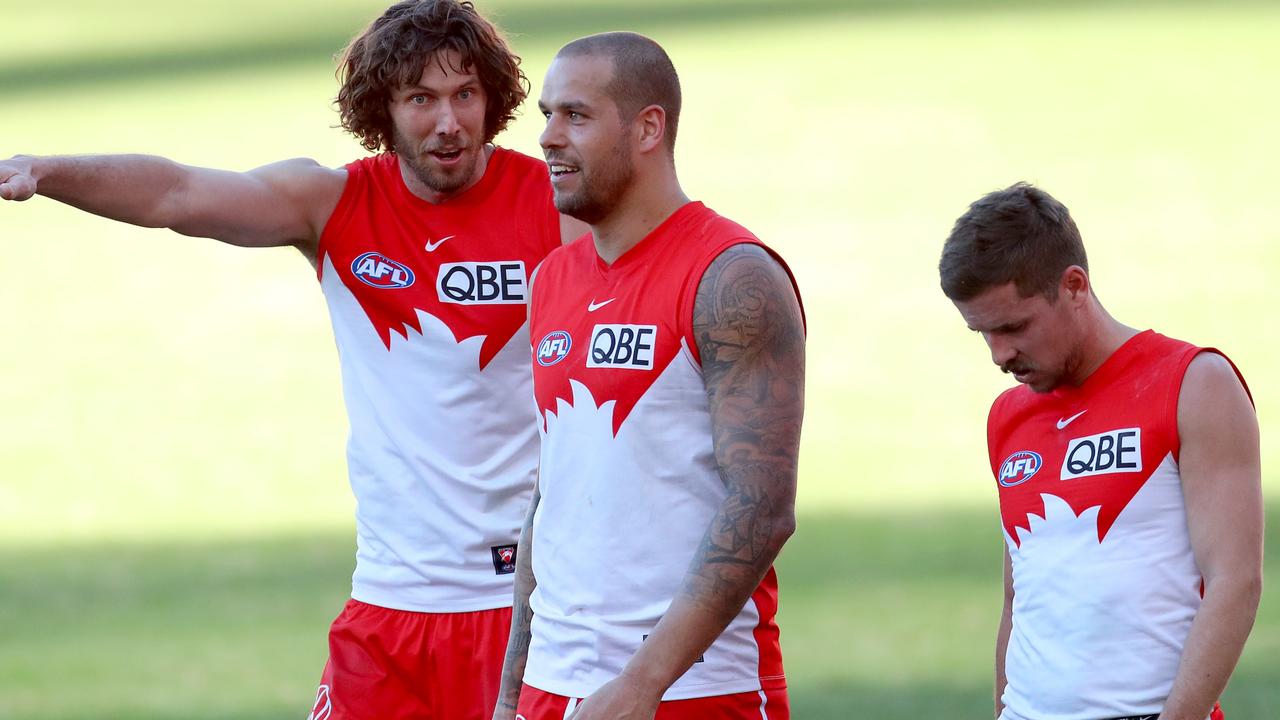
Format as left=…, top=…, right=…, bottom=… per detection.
left=0, top=501, right=1276, bottom=719
left=6, top=0, right=1272, bottom=97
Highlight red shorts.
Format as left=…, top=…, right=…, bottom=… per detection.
left=515, top=683, right=790, bottom=720
left=307, top=598, right=512, bottom=720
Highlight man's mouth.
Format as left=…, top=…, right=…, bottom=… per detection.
left=429, top=148, right=464, bottom=163
left=547, top=159, right=579, bottom=178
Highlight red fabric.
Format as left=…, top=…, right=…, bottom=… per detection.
left=309, top=599, right=511, bottom=720
left=749, top=567, right=787, bottom=691
left=317, top=149, right=560, bottom=365
left=530, top=201, right=801, bottom=435
left=515, top=683, right=790, bottom=720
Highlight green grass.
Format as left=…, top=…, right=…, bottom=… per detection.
left=1, top=0, right=1278, bottom=717
left=2, top=504, right=1277, bottom=718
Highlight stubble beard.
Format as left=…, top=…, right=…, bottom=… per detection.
left=553, top=137, right=634, bottom=225
left=394, top=127, right=479, bottom=196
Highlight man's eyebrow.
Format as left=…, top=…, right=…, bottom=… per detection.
left=543, top=100, right=590, bottom=113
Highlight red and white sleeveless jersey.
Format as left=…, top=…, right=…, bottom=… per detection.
left=524, top=202, right=796, bottom=700
left=316, top=149, right=560, bottom=612
left=988, top=330, right=1248, bottom=720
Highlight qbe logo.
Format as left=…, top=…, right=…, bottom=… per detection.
left=437, top=261, right=527, bottom=304
left=587, top=324, right=657, bottom=370
left=536, top=330, right=572, bottom=366
left=351, top=252, right=415, bottom=289
left=998, top=450, right=1042, bottom=487
left=1061, top=427, right=1142, bottom=480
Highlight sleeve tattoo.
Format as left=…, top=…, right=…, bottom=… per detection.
left=687, top=243, right=805, bottom=605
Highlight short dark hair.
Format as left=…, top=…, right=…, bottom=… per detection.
left=336, top=0, right=528, bottom=152
left=939, top=182, right=1088, bottom=302
left=556, top=32, right=682, bottom=154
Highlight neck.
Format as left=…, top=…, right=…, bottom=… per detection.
left=1066, top=304, right=1140, bottom=385
left=590, top=168, right=689, bottom=265
left=400, top=144, right=494, bottom=204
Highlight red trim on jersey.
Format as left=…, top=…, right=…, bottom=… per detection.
left=750, top=567, right=787, bottom=690
left=515, top=683, right=790, bottom=719
left=316, top=149, right=559, bottom=368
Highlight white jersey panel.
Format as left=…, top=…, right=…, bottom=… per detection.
left=320, top=255, right=537, bottom=612
left=1000, top=453, right=1201, bottom=720
left=525, top=342, right=767, bottom=701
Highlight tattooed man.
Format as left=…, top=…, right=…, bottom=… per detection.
left=492, top=32, right=806, bottom=720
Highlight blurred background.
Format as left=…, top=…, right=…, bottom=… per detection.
left=1, top=0, right=1276, bottom=717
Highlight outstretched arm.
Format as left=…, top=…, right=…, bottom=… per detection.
left=569, top=243, right=805, bottom=719
left=1, top=154, right=345, bottom=261
left=1159, top=353, right=1262, bottom=720
left=492, top=481, right=541, bottom=720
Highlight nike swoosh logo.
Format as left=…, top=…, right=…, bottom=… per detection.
left=1056, top=410, right=1088, bottom=430
left=424, top=235, right=456, bottom=252
left=587, top=298, right=615, bottom=312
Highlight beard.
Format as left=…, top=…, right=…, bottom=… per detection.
left=552, top=136, right=634, bottom=224
left=393, top=127, right=480, bottom=196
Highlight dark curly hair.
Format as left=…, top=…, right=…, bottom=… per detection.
left=337, top=0, right=529, bottom=152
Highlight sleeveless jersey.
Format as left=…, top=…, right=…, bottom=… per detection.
left=987, top=330, right=1247, bottom=720
left=524, top=201, right=797, bottom=700
left=316, top=148, right=560, bottom=612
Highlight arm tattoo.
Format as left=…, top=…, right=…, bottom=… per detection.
left=684, top=243, right=805, bottom=609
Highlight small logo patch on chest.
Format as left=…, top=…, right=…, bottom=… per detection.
left=437, top=261, right=527, bottom=304
left=587, top=324, right=657, bottom=370
left=351, top=252, right=415, bottom=289
left=1061, top=428, right=1142, bottom=480
left=998, top=450, right=1043, bottom=487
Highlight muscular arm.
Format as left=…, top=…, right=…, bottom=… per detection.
left=995, top=548, right=1013, bottom=718
left=492, top=481, right=540, bottom=720
left=571, top=243, right=805, bottom=719
left=1160, top=353, right=1263, bottom=720
left=0, top=154, right=345, bottom=262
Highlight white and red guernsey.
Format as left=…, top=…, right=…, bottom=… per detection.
left=988, top=330, right=1248, bottom=720
left=315, top=148, right=560, bottom=612
left=525, top=201, right=798, bottom=701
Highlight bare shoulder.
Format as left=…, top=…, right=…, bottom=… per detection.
left=692, top=242, right=804, bottom=385
left=249, top=158, right=348, bottom=241
left=1177, top=351, right=1256, bottom=448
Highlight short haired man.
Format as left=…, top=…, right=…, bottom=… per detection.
left=0, top=2, right=587, bottom=718
left=939, top=183, right=1262, bottom=720
left=493, top=33, right=806, bottom=720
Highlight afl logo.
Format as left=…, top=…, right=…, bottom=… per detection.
left=998, top=450, right=1042, bottom=487
left=351, top=252, right=415, bottom=289
left=536, top=330, right=572, bottom=366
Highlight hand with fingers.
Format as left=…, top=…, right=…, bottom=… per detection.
left=566, top=675, right=661, bottom=720
left=0, top=156, right=38, bottom=201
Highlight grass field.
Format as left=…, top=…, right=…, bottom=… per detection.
left=1, top=0, right=1277, bottom=718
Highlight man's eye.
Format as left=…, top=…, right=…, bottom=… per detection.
left=410, top=95, right=427, bottom=105
left=459, top=89, right=473, bottom=100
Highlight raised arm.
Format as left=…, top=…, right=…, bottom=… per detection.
left=569, top=243, right=805, bottom=719
left=1159, top=353, right=1263, bottom=720
left=492, top=480, right=540, bottom=720
left=0, top=154, right=346, bottom=262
